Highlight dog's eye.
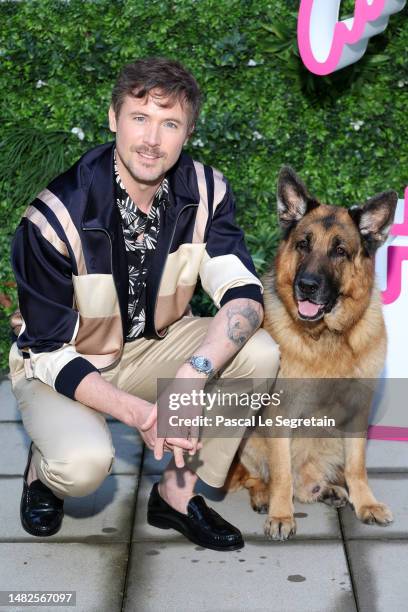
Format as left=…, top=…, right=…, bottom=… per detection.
left=335, top=246, right=347, bottom=257
left=296, top=240, right=309, bottom=251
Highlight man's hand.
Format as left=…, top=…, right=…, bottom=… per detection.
left=140, top=402, right=201, bottom=467
left=129, top=402, right=158, bottom=450
left=148, top=363, right=208, bottom=466
left=74, top=373, right=199, bottom=462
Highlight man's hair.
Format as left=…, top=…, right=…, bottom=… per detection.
left=111, top=57, right=202, bottom=132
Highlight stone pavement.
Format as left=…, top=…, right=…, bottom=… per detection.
left=1, top=374, right=408, bottom=612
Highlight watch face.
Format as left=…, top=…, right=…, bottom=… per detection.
left=192, top=356, right=212, bottom=372
left=196, top=357, right=209, bottom=369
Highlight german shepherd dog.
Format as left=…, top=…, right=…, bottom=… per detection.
left=228, top=167, right=397, bottom=540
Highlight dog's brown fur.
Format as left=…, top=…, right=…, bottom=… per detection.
left=228, top=167, right=397, bottom=540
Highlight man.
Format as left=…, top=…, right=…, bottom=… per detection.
left=9, top=58, right=280, bottom=551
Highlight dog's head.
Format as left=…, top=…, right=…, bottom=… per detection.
left=274, top=167, right=397, bottom=330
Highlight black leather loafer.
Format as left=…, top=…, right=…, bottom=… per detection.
left=20, top=443, right=64, bottom=537
left=147, top=482, right=244, bottom=551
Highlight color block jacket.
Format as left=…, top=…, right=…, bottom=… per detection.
left=11, top=142, right=263, bottom=399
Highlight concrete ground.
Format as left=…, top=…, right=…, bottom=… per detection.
left=1, top=374, right=408, bottom=612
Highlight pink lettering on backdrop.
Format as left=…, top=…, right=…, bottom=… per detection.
left=370, top=189, right=408, bottom=441
left=297, top=0, right=406, bottom=76
left=391, top=186, right=408, bottom=236
left=381, top=246, right=408, bottom=304
left=381, top=187, right=408, bottom=305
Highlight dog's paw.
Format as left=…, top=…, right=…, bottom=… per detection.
left=264, top=516, right=297, bottom=541
left=250, top=492, right=269, bottom=514
left=320, top=485, right=349, bottom=508
left=248, top=482, right=269, bottom=514
left=251, top=501, right=268, bottom=514
left=356, top=502, right=393, bottom=525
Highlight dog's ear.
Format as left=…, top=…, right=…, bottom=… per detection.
left=348, top=190, right=398, bottom=254
left=277, top=167, right=319, bottom=232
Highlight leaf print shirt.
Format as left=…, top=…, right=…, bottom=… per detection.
left=114, top=149, right=169, bottom=341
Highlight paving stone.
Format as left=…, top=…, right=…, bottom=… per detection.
left=346, top=540, right=408, bottom=612
left=0, top=474, right=138, bottom=542
left=340, top=474, right=408, bottom=539
left=133, top=473, right=341, bottom=542
left=0, top=421, right=143, bottom=476
left=109, top=421, right=143, bottom=475
left=366, top=439, right=408, bottom=472
left=0, top=377, right=20, bottom=422
left=123, top=540, right=355, bottom=612
left=0, top=422, right=30, bottom=475
left=0, top=542, right=127, bottom=612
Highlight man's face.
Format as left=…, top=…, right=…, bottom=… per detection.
left=108, top=90, right=191, bottom=186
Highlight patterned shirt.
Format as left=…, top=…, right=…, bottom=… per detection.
left=114, top=150, right=169, bottom=340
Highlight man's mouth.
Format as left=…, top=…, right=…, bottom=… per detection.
left=138, top=152, right=160, bottom=160
left=136, top=149, right=164, bottom=161
left=297, top=300, right=327, bottom=321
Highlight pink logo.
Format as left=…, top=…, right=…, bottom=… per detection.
left=298, top=0, right=406, bottom=76
left=381, top=187, right=408, bottom=305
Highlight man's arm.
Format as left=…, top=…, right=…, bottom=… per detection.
left=143, top=297, right=263, bottom=466
left=192, top=175, right=264, bottom=371
left=12, top=217, right=100, bottom=394
left=75, top=373, right=150, bottom=427
left=177, top=297, right=263, bottom=375
left=73, top=372, right=194, bottom=453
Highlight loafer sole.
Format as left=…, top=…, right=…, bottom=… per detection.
left=147, top=512, right=244, bottom=552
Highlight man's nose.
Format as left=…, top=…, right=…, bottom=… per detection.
left=143, top=123, right=161, bottom=148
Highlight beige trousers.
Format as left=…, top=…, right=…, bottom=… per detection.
left=9, top=316, right=280, bottom=498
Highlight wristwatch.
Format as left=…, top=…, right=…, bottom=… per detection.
left=186, top=355, right=215, bottom=378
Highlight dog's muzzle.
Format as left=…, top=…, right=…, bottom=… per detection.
left=294, top=272, right=337, bottom=321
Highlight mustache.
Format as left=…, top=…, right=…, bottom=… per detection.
left=132, top=145, right=165, bottom=158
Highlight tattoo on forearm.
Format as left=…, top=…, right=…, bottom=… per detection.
left=226, top=301, right=261, bottom=347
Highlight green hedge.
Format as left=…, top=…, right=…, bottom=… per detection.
left=1, top=0, right=408, bottom=370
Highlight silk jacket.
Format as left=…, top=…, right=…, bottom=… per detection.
left=11, top=142, right=263, bottom=399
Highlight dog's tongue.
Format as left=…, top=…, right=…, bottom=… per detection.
left=298, top=300, right=321, bottom=317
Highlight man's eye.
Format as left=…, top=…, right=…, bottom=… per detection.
left=165, top=121, right=178, bottom=129
left=133, top=116, right=145, bottom=122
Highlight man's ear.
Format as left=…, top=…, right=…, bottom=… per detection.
left=184, top=124, right=195, bottom=146
left=108, top=106, right=117, bottom=133
left=277, top=166, right=320, bottom=231
left=348, top=190, right=398, bottom=254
